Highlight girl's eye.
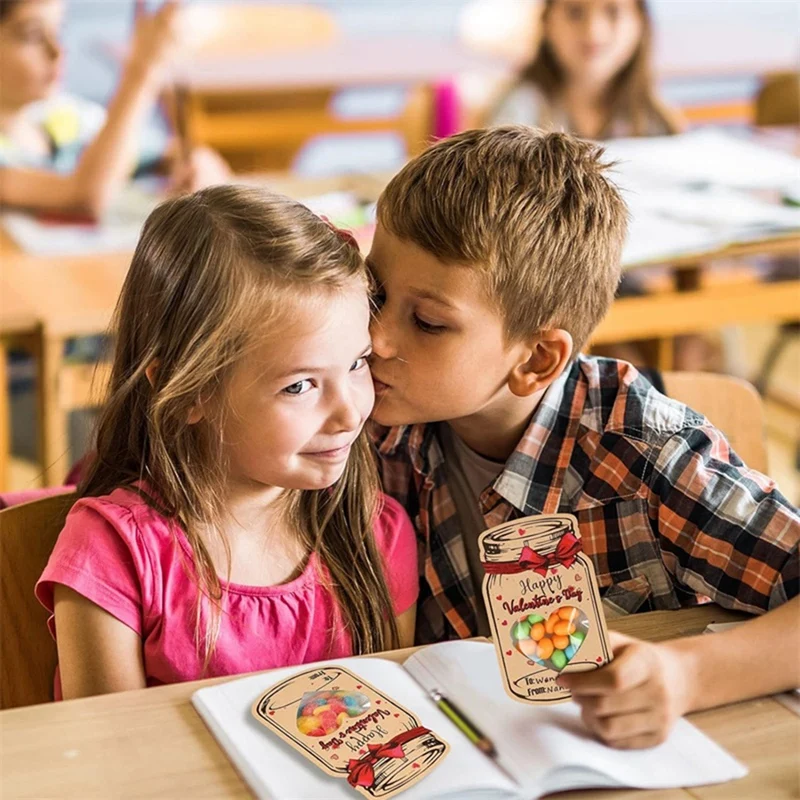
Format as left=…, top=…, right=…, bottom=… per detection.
left=283, top=379, right=313, bottom=396
left=413, top=314, right=447, bottom=334
left=351, top=355, right=369, bottom=371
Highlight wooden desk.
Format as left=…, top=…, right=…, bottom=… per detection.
left=1, top=606, right=797, bottom=799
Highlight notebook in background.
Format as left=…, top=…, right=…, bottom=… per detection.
left=192, top=641, right=747, bottom=800
left=2, top=179, right=161, bottom=257
left=607, top=129, right=800, bottom=269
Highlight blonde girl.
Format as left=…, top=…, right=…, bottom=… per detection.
left=37, top=186, right=418, bottom=699
left=489, top=0, right=681, bottom=138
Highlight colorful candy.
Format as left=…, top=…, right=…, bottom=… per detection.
left=510, top=605, right=589, bottom=672
left=295, top=689, right=370, bottom=737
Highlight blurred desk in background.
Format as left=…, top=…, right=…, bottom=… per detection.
left=106, top=37, right=505, bottom=172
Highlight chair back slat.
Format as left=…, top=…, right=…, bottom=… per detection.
left=0, top=492, right=76, bottom=709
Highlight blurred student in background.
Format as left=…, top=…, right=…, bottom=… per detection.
left=488, top=0, right=680, bottom=138
left=0, top=0, right=229, bottom=220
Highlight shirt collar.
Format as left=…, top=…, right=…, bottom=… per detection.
left=491, top=360, right=584, bottom=516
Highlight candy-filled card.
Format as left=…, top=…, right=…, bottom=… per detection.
left=479, top=514, right=611, bottom=704
left=252, top=666, right=450, bottom=798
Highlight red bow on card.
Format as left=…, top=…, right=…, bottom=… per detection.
left=346, top=726, right=429, bottom=789
left=482, top=532, right=582, bottom=576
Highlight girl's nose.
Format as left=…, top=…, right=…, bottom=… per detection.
left=330, top=386, right=364, bottom=433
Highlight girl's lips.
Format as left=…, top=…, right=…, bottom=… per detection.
left=302, top=442, right=353, bottom=460
left=372, top=377, right=391, bottom=393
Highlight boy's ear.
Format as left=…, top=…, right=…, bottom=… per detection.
left=508, top=329, right=573, bottom=398
left=146, top=360, right=204, bottom=424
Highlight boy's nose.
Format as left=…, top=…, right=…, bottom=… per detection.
left=369, top=316, right=398, bottom=361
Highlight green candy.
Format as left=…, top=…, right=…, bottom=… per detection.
left=550, top=649, right=568, bottom=670
left=526, top=614, right=545, bottom=626
left=511, top=621, right=532, bottom=640
left=570, top=629, right=586, bottom=644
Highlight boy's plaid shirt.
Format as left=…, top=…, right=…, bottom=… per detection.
left=372, top=357, right=800, bottom=645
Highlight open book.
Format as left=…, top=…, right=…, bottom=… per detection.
left=192, top=640, right=746, bottom=799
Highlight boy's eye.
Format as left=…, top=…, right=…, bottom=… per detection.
left=413, top=314, right=447, bottom=334
left=351, top=355, right=369, bottom=371
left=283, top=379, right=313, bottom=396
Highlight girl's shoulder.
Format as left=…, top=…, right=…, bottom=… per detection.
left=488, top=82, right=549, bottom=128
left=64, top=484, right=177, bottom=554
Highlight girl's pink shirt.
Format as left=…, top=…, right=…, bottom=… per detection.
left=36, top=487, right=419, bottom=697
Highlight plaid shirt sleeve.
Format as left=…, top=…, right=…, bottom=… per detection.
left=648, top=421, right=799, bottom=614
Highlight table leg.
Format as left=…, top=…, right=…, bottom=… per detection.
left=37, top=334, right=70, bottom=487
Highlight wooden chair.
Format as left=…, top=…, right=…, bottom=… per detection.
left=663, top=372, right=768, bottom=474
left=0, top=491, right=75, bottom=709
left=175, top=4, right=433, bottom=172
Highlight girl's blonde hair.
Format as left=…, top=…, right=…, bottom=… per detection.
left=517, top=0, right=679, bottom=137
left=80, top=185, right=398, bottom=665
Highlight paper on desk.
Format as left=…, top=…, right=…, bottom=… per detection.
left=619, top=181, right=800, bottom=268
left=2, top=180, right=160, bottom=256
left=605, top=129, right=800, bottom=193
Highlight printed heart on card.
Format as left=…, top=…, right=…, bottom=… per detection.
left=295, top=690, right=370, bottom=737
left=510, top=605, right=588, bottom=672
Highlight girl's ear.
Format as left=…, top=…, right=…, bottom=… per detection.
left=508, top=329, right=573, bottom=398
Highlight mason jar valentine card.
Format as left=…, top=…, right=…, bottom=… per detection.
left=252, top=666, right=450, bottom=798
left=479, top=514, right=611, bottom=705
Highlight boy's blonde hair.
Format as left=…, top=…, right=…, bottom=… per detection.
left=377, top=126, right=628, bottom=352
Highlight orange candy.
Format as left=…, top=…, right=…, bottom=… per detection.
left=552, top=634, right=570, bottom=651
left=544, top=613, right=559, bottom=634
left=530, top=622, right=545, bottom=641
left=537, top=637, right=555, bottom=660
left=558, top=606, right=579, bottom=623
left=553, top=620, right=576, bottom=637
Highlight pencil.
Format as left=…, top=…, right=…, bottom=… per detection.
left=429, top=689, right=495, bottom=756
left=170, top=82, right=191, bottom=167
left=429, top=689, right=517, bottom=784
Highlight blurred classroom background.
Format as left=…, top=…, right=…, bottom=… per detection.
left=2, top=0, right=799, bottom=499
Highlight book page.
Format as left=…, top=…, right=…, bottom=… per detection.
left=404, top=641, right=747, bottom=798
left=192, top=656, right=516, bottom=800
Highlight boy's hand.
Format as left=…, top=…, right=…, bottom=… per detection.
left=557, top=631, right=694, bottom=750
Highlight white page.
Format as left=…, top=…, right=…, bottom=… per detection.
left=404, top=641, right=747, bottom=799
left=2, top=180, right=159, bottom=256
left=192, top=656, right=517, bottom=800
left=604, top=129, right=800, bottom=193
left=621, top=209, right=728, bottom=268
